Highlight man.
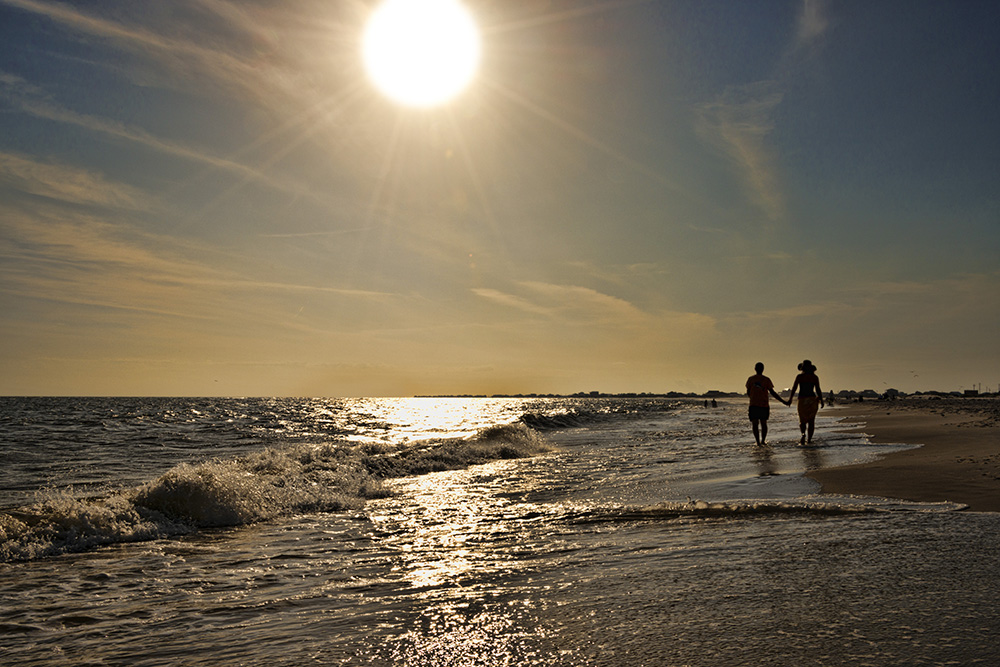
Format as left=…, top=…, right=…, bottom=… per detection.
left=746, top=362, right=789, bottom=446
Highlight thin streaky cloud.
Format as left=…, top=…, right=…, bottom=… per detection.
left=471, top=288, right=551, bottom=317
left=0, top=201, right=396, bottom=314
left=794, top=0, right=830, bottom=51
left=0, top=0, right=264, bottom=97
left=520, top=281, right=647, bottom=322
left=474, top=281, right=647, bottom=325
left=696, top=82, right=785, bottom=222
left=1, top=0, right=371, bottom=117
left=0, top=151, right=150, bottom=210
left=0, top=75, right=340, bottom=206
left=15, top=97, right=278, bottom=188
left=188, top=278, right=395, bottom=300
left=694, top=0, right=831, bottom=225
left=258, top=228, right=367, bottom=239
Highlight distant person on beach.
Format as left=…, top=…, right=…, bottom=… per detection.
left=788, top=359, right=824, bottom=445
left=746, top=362, right=789, bottom=446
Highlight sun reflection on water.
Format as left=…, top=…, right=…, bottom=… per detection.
left=378, top=463, right=503, bottom=590
left=352, top=397, right=527, bottom=443
left=367, top=455, right=568, bottom=663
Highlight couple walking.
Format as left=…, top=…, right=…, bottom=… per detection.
left=746, top=360, right=824, bottom=446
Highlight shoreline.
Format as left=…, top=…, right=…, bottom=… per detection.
left=809, top=398, right=1000, bottom=512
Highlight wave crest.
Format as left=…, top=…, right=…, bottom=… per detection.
left=1, top=422, right=550, bottom=562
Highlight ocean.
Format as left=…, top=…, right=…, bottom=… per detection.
left=1, top=396, right=998, bottom=666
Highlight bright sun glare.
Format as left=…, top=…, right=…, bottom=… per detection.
left=362, top=0, right=481, bottom=108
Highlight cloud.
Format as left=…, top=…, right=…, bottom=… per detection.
left=696, top=81, right=786, bottom=222
left=794, top=0, right=830, bottom=52
left=1, top=81, right=257, bottom=186
left=0, top=0, right=366, bottom=107
left=473, top=281, right=647, bottom=325
left=0, top=195, right=392, bottom=331
left=0, top=72, right=346, bottom=207
left=520, top=281, right=647, bottom=323
left=725, top=271, right=1000, bottom=349
left=0, top=152, right=150, bottom=210
left=694, top=1, right=832, bottom=224
left=470, top=287, right=551, bottom=317
left=0, top=0, right=268, bottom=98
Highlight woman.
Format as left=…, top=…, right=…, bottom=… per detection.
left=788, top=360, right=824, bottom=445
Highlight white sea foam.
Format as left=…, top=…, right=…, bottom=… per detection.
left=0, top=422, right=550, bottom=562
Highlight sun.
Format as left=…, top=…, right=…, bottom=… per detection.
left=362, top=0, right=481, bottom=108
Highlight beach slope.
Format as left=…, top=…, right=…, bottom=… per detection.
left=809, top=399, right=1000, bottom=512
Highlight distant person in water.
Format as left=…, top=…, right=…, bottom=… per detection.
left=788, top=360, right=824, bottom=445
left=745, top=362, right=789, bottom=446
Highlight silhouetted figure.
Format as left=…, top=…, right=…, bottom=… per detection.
left=711, top=399, right=717, bottom=408
left=788, top=360, right=824, bottom=445
left=745, top=362, right=789, bottom=446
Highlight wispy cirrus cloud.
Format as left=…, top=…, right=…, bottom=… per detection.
left=695, top=0, right=831, bottom=224
left=0, top=0, right=365, bottom=105
left=0, top=72, right=344, bottom=204
left=474, top=281, right=646, bottom=324
left=696, top=81, right=786, bottom=222
left=1, top=0, right=274, bottom=98
left=0, top=191, right=392, bottom=328
left=793, top=0, right=830, bottom=53
left=470, top=287, right=551, bottom=317
left=0, top=151, right=150, bottom=210
left=725, top=270, right=1000, bottom=345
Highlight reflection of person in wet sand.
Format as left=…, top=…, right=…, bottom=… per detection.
left=746, top=362, right=789, bottom=446
left=788, top=359, right=824, bottom=445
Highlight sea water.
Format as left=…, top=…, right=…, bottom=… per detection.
left=1, top=397, right=998, bottom=666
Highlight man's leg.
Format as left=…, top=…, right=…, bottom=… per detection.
left=760, top=419, right=768, bottom=445
left=751, top=419, right=761, bottom=445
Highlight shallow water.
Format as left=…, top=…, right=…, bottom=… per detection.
left=2, top=397, right=998, bottom=665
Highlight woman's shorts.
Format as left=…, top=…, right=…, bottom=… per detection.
left=797, top=397, right=820, bottom=422
left=748, top=405, right=770, bottom=422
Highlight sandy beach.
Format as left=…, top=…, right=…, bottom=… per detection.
left=809, top=398, right=1000, bottom=512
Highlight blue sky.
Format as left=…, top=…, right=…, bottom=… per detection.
left=1, top=0, right=998, bottom=396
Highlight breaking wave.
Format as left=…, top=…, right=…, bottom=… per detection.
left=0, top=423, right=549, bottom=562
left=519, top=398, right=681, bottom=431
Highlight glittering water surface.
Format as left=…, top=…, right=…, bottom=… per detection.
left=1, top=397, right=998, bottom=665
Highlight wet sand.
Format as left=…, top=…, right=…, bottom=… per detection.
left=809, top=398, right=1000, bottom=512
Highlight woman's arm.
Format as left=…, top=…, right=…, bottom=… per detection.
left=788, top=376, right=800, bottom=403
left=816, top=378, right=824, bottom=407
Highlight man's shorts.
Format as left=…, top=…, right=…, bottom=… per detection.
left=748, top=405, right=770, bottom=422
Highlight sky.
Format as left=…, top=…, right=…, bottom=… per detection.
left=1, top=0, right=998, bottom=397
